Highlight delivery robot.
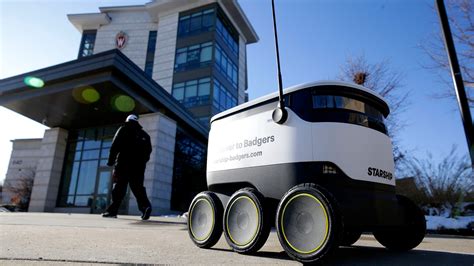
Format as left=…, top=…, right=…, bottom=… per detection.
left=187, top=81, right=426, bottom=263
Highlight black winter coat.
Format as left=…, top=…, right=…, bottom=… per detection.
left=107, top=121, right=152, bottom=172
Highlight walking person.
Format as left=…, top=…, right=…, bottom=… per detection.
left=102, top=114, right=153, bottom=220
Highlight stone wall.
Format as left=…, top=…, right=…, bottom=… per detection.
left=151, top=12, right=178, bottom=93
left=94, top=10, right=158, bottom=72
left=92, top=1, right=215, bottom=94
left=2, top=139, right=42, bottom=205
left=29, top=128, right=68, bottom=212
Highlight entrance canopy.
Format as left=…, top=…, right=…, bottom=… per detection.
left=0, top=49, right=208, bottom=140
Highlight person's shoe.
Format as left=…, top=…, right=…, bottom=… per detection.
left=141, top=207, right=152, bottom=220
left=102, top=212, right=117, bottom=218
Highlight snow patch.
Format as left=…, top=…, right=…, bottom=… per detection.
left=426, top=215, right=474, bottom=230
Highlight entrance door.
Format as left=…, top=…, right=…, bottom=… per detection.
left=91, top=167, right=130, bottom=214
left=91, top=167, right=113, bottom=214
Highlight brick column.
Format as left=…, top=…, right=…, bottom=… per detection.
left=29, top=128, right=68, bottom=212
left=128, top=113, right=177, bottom=215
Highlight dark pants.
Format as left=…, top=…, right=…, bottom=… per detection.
left=106, top=166, right=151, bottom=215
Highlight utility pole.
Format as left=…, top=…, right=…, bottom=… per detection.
left=436, top=0, right=474, bottom=168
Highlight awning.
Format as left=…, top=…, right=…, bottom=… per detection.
left=0, top=49, right=208, bottom=141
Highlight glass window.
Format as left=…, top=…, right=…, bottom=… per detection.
left=74, top=196, right=93, bottom=207
left=67, top=162, right=80, bottom=196
left=178, top=8, right=215, bottom=37
left=187, top=49, right=199, bottom=63
left=100, top=148, right=110, bottom=159
left=366, top=105, right=383, bottom=120
left=213, top=78, right=236, bottom=112
left=214, top=43, right=238, bottom=89
left=74, top=141, right=84, bottom=151
left=343, top=97, right=365, bottom=113
left=97, top=171, right=111, bottom=195
left=57, top=126, right=119, bottom=208
left=215, top=46, right=221, bottom=65
left=226, top=61, right=233, bottom=78
left=175, top=42, right=214, bottom=71
left=221, top=55, right=228, bottom=73
left=198, top=81, right=210, bottom=96
left=216, top=17, right=238, bottom=57
left=186, top=84, right=197, bottom=97
left=74, top=151, right=82, bottom=161
left=334, top=96, right=344, bottom=108
left=145, top=31, right=158, bottom=77
left=173, top=77, right=213, bottom=108
left=189, top=44, right=200, bottom=50
left=176, top=51, right=186, bottom=64
left=175, top=83, right=185, bottom=88
left=232, top=66, right=238, bottom=85
left=327, top=96, right=335, bottom=108
left=213, top=83, right=220, bottom=105
left=216, top=18, right=224, bottom=34
left=202, top=9, right=214, bottom=28
left=219, top=87, right=226, bottom=108
left=76, top=160, right=98, bottom=195
left=313, top=95, right=327, bottom=109
left=200, top=46, right=212, bottom=62
left=226, top=91, right=233, bottom=109
left=186, top=80, right=197, bottom=86
left=100, top=159, right=108, bottom=167
left=313, top=95, right=368, bottom=113
left=290, top=91, right=387, bottom=134
left=82, top=150, right=99, bottom=160
left=232, top=41, right=238, bottom=54
left=67, top=196, right=74, bottom=206
left=102, top=139, right=112, bottom=148
left=190, top=12, right=202, bottom=32
left=172, top=86, right=184, bottom=101
left=178, top=16, right=190, bottom=35
left=83, top=140, right=100, bottom=150
left=78, top=30, right=97, bottom=58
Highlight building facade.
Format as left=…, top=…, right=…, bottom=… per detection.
left=1, top=0, right=258, bottom=215
left=69, top=0, right=257, bottom=126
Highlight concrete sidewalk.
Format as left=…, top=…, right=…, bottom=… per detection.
left=1, top=213, right=473, bottom=265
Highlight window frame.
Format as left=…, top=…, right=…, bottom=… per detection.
left=174, top=42, right=214, bottom=71
left=78, top=30, right=97, bottom=58
left=172, top=77, right=211, bottom=108
left=144, top=30, right=158, bottom=77
left=214, top=43, right=238, bottom=89
left=177, top=7, right=216, bottom=37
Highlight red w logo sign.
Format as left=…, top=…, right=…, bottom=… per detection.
left=115, top=31, right=128, bottom=49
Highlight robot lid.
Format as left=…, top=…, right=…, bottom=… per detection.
left=211, top=80, right=390, bottom=123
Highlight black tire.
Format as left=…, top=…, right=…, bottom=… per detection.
left=187, top=191, right=223, bottom=249
left=276, top=183, right=341, bottom=263
left=340, top=230, right=362, bottom=246
left=223, top=187, right=271, bottom=254
left=373, top=195, right=426, bottom=251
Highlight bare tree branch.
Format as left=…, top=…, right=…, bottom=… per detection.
left=4, top=170, right=35, bottom=211
left=401, top=146, right=473, bottom=217
left=420, top=0, right=474, bottom=106
left=337, top=55, right=410, bottom=172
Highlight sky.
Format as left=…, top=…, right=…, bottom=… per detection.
left=0, top=0, right=471, bottom=184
